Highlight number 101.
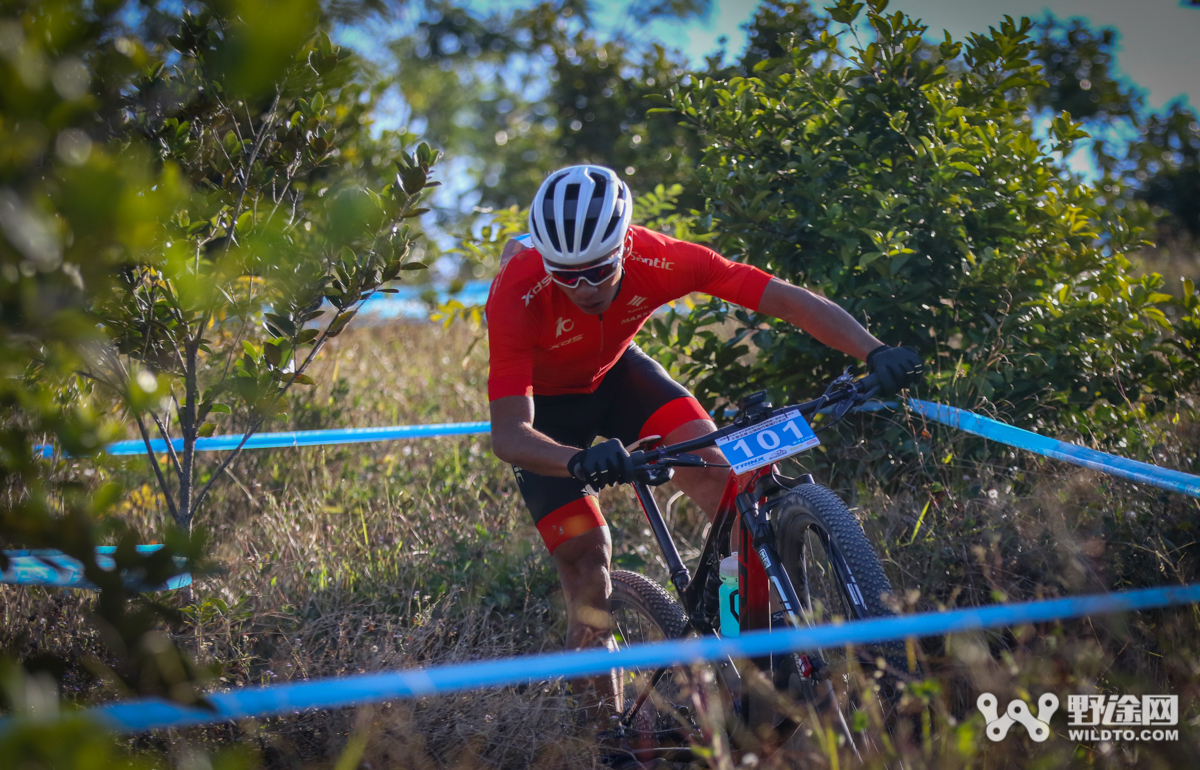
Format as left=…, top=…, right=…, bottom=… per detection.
left=730, top=420, right=807, bottom=458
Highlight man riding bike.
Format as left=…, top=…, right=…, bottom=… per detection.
left=485, top=164, right=922, bottom=723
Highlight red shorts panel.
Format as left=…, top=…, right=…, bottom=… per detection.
left=536, top=497, right=607, bottom=554
left=639, top=396, right=711, bottom=442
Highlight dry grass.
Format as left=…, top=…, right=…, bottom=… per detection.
left=5, top=319, right=1200, bottom=767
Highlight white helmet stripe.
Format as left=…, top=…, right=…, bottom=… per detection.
left=552, top=172, right=569, bottom=258
left=574, top=170, right=595, bottom=255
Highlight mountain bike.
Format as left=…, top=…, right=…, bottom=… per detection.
left=604, top=370, right=911, bottom=765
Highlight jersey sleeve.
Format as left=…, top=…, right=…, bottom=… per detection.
left=485, top=265, right=536, bottom=401
left=675, top=239, right=772, bottom=310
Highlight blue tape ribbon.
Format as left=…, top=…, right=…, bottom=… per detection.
left=26, top=401, right=1200, bottom=501
left=31, top=582, right=1196, bottom=733
left=903, top=399, right=1200, bottom=499
left=36, top=422, right=492, bottom=458
left=1, top=545, right=191, bottom=591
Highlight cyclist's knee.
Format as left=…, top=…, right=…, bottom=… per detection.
left=554, top=527, right=613, bottom=631
left=554, top=526, right=612, bottom=591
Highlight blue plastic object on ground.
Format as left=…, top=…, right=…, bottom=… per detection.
left=27, top=581, right=1198, bottom=734
left=0, top=545, right=191, bottom=591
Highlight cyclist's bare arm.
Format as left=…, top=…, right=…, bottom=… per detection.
left=757, top=278, right=883, bottom=361
left=489, top=395, right=578, bottom=477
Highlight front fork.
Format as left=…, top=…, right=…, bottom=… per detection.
left=734, top=488, right=807, bottom=631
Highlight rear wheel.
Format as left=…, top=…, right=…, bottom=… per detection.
left=608, top=570, right=706, bottom=766
left=772, top=484, right=911, bottom=732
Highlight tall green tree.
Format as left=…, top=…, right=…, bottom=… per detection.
left=385, top=0, right=705, bottom=212
left=0, top=0, right=223, bottom=759
left=0, top=0, right=442, bottom=761
left=82, top=4, right=439, bottom=534
left=1130, top=102, right=1200, bottom=240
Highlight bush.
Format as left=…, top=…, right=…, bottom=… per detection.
left=653, top=1, right=1198, bottom=441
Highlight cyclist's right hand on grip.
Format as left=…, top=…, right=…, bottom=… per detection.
left=866, top=344, right=923, bottom=397
left=569, top=438, right=636, bottom=489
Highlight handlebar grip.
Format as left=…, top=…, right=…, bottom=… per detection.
left=856, top=372, right=880, bottom=393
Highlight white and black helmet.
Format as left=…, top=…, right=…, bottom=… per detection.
left=528, top=165, right=632, bottom=266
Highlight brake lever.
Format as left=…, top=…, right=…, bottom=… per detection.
left=666, top=453, right=730, bottom=469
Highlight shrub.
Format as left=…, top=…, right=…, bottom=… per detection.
left=653, top=0, right=1198, bottom=441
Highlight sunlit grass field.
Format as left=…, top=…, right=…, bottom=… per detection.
left=4, top=319, right=1200, bottom=768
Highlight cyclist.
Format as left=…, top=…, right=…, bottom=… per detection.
left=486, top=164, right=922, bottom=718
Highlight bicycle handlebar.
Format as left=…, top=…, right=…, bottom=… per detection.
left=628, top=372, right=881, bottom=472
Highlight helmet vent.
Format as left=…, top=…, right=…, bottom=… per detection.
left=527, top=164, right=631, bottom=265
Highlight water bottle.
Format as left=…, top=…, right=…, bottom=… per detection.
left=718, top=554, right=739, bottom=637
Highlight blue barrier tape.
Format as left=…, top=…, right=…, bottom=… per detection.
left=904, top=399, right=1200, bottom=499
left=36, top=422, right=492, bottom=458
left=1, top=546, right=191, bottom=591
left=33, top=582, right=1199, bottom=733
left=33, top=400, right=1200, bottom=500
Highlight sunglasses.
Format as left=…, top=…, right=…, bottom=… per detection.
left=543, top=248, right=622, bottom=288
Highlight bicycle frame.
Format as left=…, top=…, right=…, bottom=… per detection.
left=626, top=459, right=813, bottom=729
left=618, top=374, right=879, bottom=732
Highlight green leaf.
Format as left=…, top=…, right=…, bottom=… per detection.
left=209, top=404, right=232, bottom=415
left=197, top=423, right=217, bottom=438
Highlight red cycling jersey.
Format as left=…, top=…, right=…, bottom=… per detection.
left=486, top=225, right=772, bottom=401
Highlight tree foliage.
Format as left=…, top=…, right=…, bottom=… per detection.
left=82, top=4, right=440, bottom=533
left=0, top=0, right=223, bottom=759
left=650, top=1, right=1198, bottom=447
left=0, top=0, right=439, bottom=761
left=387, top=0, right=703, bottom=212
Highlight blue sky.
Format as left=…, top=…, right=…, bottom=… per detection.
left=648, top=0, right=1197, bottom=111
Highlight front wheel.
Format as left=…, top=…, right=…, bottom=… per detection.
left=608, top=570, right=709, bottom=766
left=772, top=484, right=911, bottom=724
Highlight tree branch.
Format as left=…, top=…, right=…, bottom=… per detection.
left=189, top=414, right=263, bottom=515
left=135, top=413, right=181, bottom=525
left=150, top=411, right=184, bottom=479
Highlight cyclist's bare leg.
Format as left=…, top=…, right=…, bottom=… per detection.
left=662, top=418, right=730, bottom=519
left=552, top=525, right=622, bottom=721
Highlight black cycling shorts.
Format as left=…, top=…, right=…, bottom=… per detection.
left=512, top=344, right=710, bottom=553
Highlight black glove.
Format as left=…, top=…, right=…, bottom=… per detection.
left=866, top=345, right=923, bottom=397
left=568, top=438, right=636, bottom=489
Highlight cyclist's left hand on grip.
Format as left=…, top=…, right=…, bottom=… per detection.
left=569, top=438, right=636, bottom=489
left=866, top=344, right=924, bottom=397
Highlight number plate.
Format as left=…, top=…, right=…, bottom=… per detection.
left=715, top=409, right=820, bottom=474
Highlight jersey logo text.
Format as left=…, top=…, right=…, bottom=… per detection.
left=629, top=253, right=674, bottom=270
left=523, top=275, right=552, bottom=306
left=627, top=295, right=648, bottom=308
left=555, top=317, right=575, bottom=337
left=548, top=333, right=583, bottom=350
